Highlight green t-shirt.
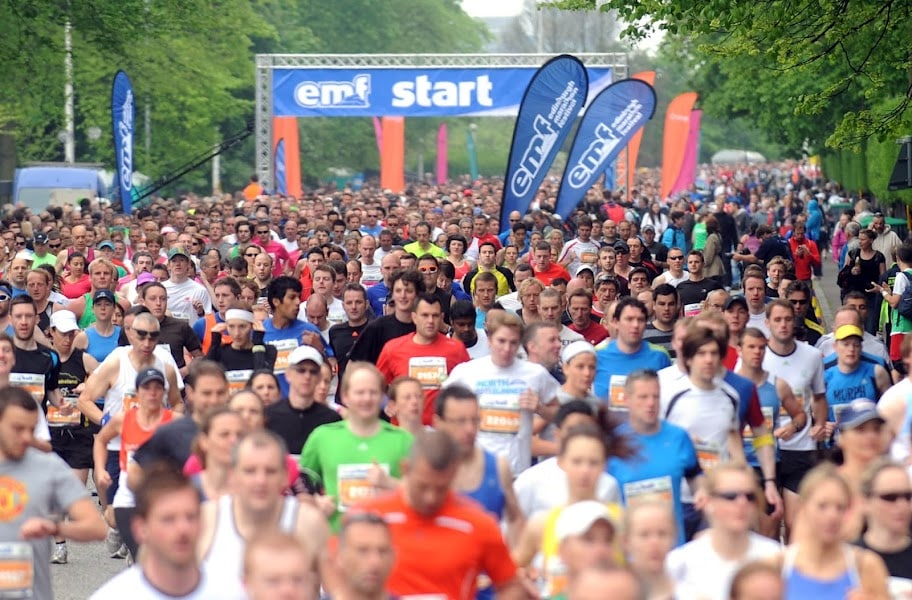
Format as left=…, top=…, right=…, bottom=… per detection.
left=692, top=222, right=707, bottom=251
left=31, top=252, right=57, bottom=270
left=299, top=421, right=413, bottom=530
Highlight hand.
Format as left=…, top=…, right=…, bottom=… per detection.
left=693, top=487, right=708, bottom=511
left=19, top=517, right=57, bottom=540
left=95, top=469, right=112, bottom=489
left=192, top=299, right=204, bottom=315
left=314, top=494, right=336, bottom=517
left=824, top=421, right=837, bottom=439
left=851, top=266, right=861, bottom=276
left=518, top=389, right=539, bottom=412
left=210, top=322, right=227, bottom=334
left=198, top=269, right=208, bottom=284
left=252, top=305, right=269, bottom=324
left=764, top=481, right=784, bottom=519
left=774, top=424, right=796, bottom=441
left=810, top=423, right=828, bottom=441
left=302, top=332, right=325, bottom=354
left=367, top=460, right=389, bottom=489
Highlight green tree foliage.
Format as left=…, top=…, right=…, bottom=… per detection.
left=0, top=0, right=488, bottom=192
left=548, top=0, right=912, bottom=151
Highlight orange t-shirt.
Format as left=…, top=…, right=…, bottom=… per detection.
left=354, top=490, right=517, bottom=599
left=376, top=333, right=471, bottom=425
left=120, top=408, right=173, bottom=471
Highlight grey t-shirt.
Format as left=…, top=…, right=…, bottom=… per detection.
left=0, top=448, right=89, bottom=599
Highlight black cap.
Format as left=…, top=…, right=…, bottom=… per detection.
left=34, top=233, right=48, bottom=244
left=613, top=241, right=629, bottom=254
left=135, top=367, right=166, bottom=388
left=93, top=289, right=116, bottom=304
left=724, top=295, right=748, bottom=311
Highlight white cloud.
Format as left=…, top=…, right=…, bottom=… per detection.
left=461, top=0, right=524, bottom=18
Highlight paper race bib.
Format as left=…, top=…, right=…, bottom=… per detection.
left=9, top=373, right=44, bottom=403
left=580, top=251, right=598, bottom=264
left=337, top=463, right=389, bottom=511
left=46, top=396, right=81, bottom=427
left=623, top=476, right=673, bottom=507
left=226, top=369, right=253, bottom=394
left=408, top=357, right=447, bottom=389
left=269, top=339, right=299, bottom=374
left=683, top=303, right=702, bottom=317
left=694, top=440, right=721, bottom=471
left=0, top=542, right=33, bottom=595
left=608, top=375, right=627, bottom=411
left=479, top=407, right=521, bottom=434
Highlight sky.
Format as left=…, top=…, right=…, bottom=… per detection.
left=461, top=0, right=524, bottom=18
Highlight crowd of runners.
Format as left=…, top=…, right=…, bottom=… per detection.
left=0, top=162, right=910, bottom=599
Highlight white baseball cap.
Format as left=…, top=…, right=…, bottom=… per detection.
left=50, top=310, right=80, bottom=333
left=555, top=501, right=621, bottom=543
left=287, top=345, right=323, bottom=367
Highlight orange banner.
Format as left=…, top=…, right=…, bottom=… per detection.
left=660, top=92, right=698, bottom=200
left=617, top=71, right=655, bottom=202
left=272, top=117, right=302, bottom=198
left=380, top=116, right=405, bottom=193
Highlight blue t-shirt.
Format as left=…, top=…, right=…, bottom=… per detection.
left=263, top=318, right=332, bottom=396
left=824, top=361, right=879, bottom=424
left=594, top=341, right=671, bottom=401
left=607, top=421, right=700, bottom=546
left=743, top=378, right=780, bottom=467
left=366, top=281, right=389, bottom=318
left=84, top=325, right=123, bottom=364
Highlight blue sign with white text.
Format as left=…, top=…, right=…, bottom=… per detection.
left=111, top=70, right=135, bottom=215
left=272, top=66, right=612, bottom=118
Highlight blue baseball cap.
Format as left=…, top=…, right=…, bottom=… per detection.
left=838, top=399, right=885, bottom=431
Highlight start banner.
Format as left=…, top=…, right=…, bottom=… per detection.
left=272, top=66, right=612, bottom=118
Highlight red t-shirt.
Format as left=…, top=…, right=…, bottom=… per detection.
left=354, top=490, right=517, bottom=599
left=533, top=263, right=572, bottom=286
left=787, top=237, right=820, bottom=281
left=569, top=321, right=610, bottom=345
left=376, top=333, right=470, bottom=425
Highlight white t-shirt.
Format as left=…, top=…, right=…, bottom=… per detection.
left=450, top=328, right=490, bottom=360
left=444, top=357, right=559, bottom=474
left=163, top=278, right=212, bottom=326
left=359, top=261, right=382, bottom=287
left=762, top=341, right=825, bottom=451
left=666, top=532, right=781, bottom=600
left=882, top=378, right=912, bottom=462
left=559, top=238, right=600, bottom=273
left=90, top=564, right=237, bottom=599
left=747, top=311, right=770, bottom=336
left=298, top=296, right=346, bottom=328
left=661, top=379, right=740, bottom=502
left=559, top=325, right=584, bottom=347
left=513, top=456, right=619, bottom=518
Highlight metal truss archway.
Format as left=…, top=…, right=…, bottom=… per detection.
left=254, top=53, right=628, bottom=191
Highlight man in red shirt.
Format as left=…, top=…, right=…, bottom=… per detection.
left=352, top=430, right=523, bottom=599
left=787, top=221, right=820, bottom=282
left=532, top=241, right=571, bottom=286
left=377, top=294, right=470, bottom=425
left=567, top=288, right=609, bottom=345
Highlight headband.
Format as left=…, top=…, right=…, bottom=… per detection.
left=225, top=309, right=255, bottom=324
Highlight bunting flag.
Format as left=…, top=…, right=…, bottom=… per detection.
left=271, top=117, right=301, bottom=197
left=500, top=54, right=589, bottom=231
left=555, top=78, right=657, bottom=220
left=436, top=123, right=448, bottom=185
left=111, top=71, right=134, bottom=214
left=274, top=139, right=287, bottom=195
left=615, top=70, right=655, bottom=200
left=670, top=109, right=702, bottom=196
left=372, top=116, right=383, bottom=160
left=660, top=92, right=698, bottom=199
left=380, top=117, right=405, bottom=193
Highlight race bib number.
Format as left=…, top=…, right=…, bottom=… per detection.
left=683, top=303, right=702, bottom=317
left=337, top=463, right=388, bottom=512
left=226, top=370, right=253, bottom=394
left=581, top=251, right=598, bottom=264
left=623, top=476, right=673, bottom=507
left=9, top=373, right=44, bottom=403
left=123, top=389, right=139, bottom=412
left=46, top=397, right=81, bottom=428
left=269, top=339, right=299, bottom=374
left=479, top=407, right=521, bottom=434
left=408, top=357, right=447, bottom=390
left=0, top=542, right=33, bottom=595
left=608, top=375, right=627, bottom=411
left=694, top=440, right=721, bottom=471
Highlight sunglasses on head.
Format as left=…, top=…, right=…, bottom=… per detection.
left=132, top=328, right=160, bottom=340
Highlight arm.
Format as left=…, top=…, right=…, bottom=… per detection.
left=808, top=242, right=821, bottom=267
left=510, top=512, right=544, bottom=565
left=73, top=331, right=88, bottom=351
left=773, top=379, right=807, bottom=440
left=750, top=422, right=783, bottom=519
left=878, top=392, right=907, bottom=445
left=76, top=357, right=116, bottom=425
left=20, top=497, right=107, bottom=543
left=497, top=456, right=526, bottom=548
left=856, top=549, right=891, bottom=600
left=874, top=365, right=892, bottom=398
left=92, top=413, right=124, bottom=489
left=810, top=392, right=829, bottom=441
left=726, top=429, right=747, bottom=464
left=530, top=415, right=558, bottom=459
left=165, top=365, right=182, bottom=410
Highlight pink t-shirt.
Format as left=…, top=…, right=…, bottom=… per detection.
left=183, top=453, right=300, bottom=490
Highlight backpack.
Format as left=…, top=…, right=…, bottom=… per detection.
left=897, top=271, right=912, bottom=320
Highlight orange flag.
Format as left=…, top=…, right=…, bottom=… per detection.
left=380, top=117, right=405, bottom=193
left=616, top=71, right=656, bottom=202
left=272, top=117, right=302, bottom=198
left=660, top=92, right=698, bottom=200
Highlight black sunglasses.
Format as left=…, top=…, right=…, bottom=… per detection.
left=875, top=491, right=912, bottom=503
left=49, top=243, right=62, bottom=249
left=712, top=491, right=757, bottom=502
left=132, top=328, right=160, bottom=340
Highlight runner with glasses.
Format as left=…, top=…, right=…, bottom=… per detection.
left=76, top=312, right=182, bottom=558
